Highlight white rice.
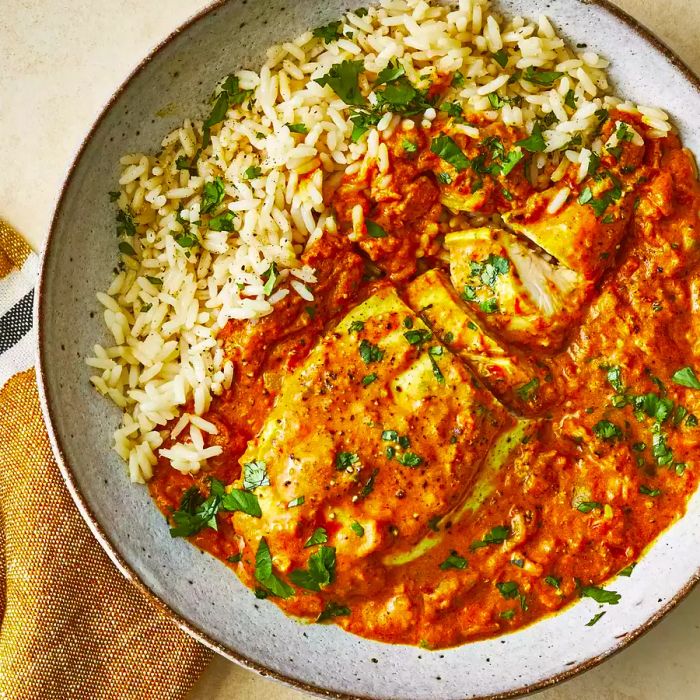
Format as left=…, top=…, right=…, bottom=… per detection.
left=88, top=0, right=672, bottom=483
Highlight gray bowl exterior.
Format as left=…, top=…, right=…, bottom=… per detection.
left=36, top=1, right=700, bottom=699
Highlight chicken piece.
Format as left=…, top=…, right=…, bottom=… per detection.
left=231, top=285, right=512, bottom=601
left=405, top=269, right=554, bottom=414
left=444, top=227, right=588, bottom=350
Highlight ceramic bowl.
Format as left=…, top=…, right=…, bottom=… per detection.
left=36, top=1, right=700, bottom=698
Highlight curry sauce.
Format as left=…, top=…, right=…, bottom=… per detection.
left=149, top=110, right=700, bottom=649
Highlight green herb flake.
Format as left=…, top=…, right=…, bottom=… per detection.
left=639, top=484, right=662, bottom=497
left=516, top=377, right=539, bottom=402
left=565, top=89, right=577, bottom=109
left=243, top=165, right=262, bottom=179
left=200, top=177, right=226, bottom=214
left=312, top=20, right=343, bottom=43
left=430, top=134, right=471, bottom=171
left=255, top=538, right=295, bottom=599
left=672, top=366, right=700, bottom=390
left=439, top=550, right=468, bottom=570
left=350, top=521, right=365, bottom=537
left=403, top=329, right=433, bottom=346
left=288, top=496, right=305, bottom=508
left=544, top=575, right=561, bottom=589
left=366, top=220, right=388, bottom=238
left=496, top=581, right=519, bottom=600
left=470, top=525, right=510, bottom=550
left=586, top=611, right=606, bottom=626
left=577, top=501, right=603, bottom=514
left=287, top=122, right=309, bottom=134
left=362, top=373, right=378, bottom=386
left=593, top=419, right=623, bottom=441
left=619, top=563, right=636, bottom=577
left=315, top=60, right=366, bottom=106
left=359, top=339, right=384, bottom=364
left=336, top=451, right=360, bottom=471
left=523, top=67, right=564, bottom=86
left=208, top=211, right=236, bottom=232
left=317, top=601, right=351, bottom=623
left=580, top=585, right=621, bottom=605
left=491, top=49, right=508, bottom=68
left=500, top=609, right=516, bottom=620
left=262, top=262, right=279, bottom=296
left=397, top=452, right=424, bottom=468
left=304, top=527, right=328, bottom=548
left=227, top=553, right=242, bottom=564
left=516, top=123, right=546, bottom=152
left=402, top=139, right=418, bottom=153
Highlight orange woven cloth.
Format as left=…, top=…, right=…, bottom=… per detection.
left=0, top=219, right=211, bottom=699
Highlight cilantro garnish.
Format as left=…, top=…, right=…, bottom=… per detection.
left=579, top=585, right=620, bottom=605
left=255, top=538, right=295, bottom=599
left=430, top=134, right=470, bottom=171
left=313, top=20, right=343, bottom=43
left=304, top=527, right=328, bottom=548
left=359, top=339, right=384, bottom=364
left=315, top=60, right=366, bottom=106
left=439, top=551, right=468, bottom=570
left=317, top=601, right=351, bottom=623
left=672, top=366, right=700, bottom=390
left=470, top=525, right=510, bottom=550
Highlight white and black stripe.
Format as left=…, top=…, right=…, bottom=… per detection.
left=0, top=288, right=33, bottom=355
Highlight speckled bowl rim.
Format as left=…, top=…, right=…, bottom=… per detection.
left=34, top=1, right=700, bottom=698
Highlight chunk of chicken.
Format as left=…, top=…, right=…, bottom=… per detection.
left=405, top=269, right=554, bottom=414
left=445, top=227, right=589, bottom=350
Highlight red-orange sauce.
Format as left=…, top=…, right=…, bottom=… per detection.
left=149, top=111, right=700, bottom=649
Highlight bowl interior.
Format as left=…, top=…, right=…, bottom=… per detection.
left=37, top=1, right=700, bottom=698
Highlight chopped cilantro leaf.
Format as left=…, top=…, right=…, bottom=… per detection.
left=639, top=484, right=661, bottom=497
left=496, top=581, right=519, bottom=599
left=243, top=165, right=262, bottom=179
left=516, top=377, right=539, bottom=402
left=430, top=134, right=470, bottom=171
left=544, top=575, right=561, bottom=589
left=586, top=611, right=606, bottom=626
left=313, top=20, right=343, bottom=43
left=336, top=451, right=360, bottom=471
left=491, top=49, right=508, bottom=68
left=580, top=585, right=620, bottom=605
left=315, top=60, right=366, bottom=106
left=208, top=211, right=236, bottom=231
left=304, top=527, right=328, bottom=548
left=593, top=419, right=623, bottom=440
left=577, top=501, right=603, bottom=513
left=287, top=122, right=309, bottom=134
left=262, top=262, right=279, bottom=296
left=317, top=601, right=351, bottom=623
left=397, top=452, right=424, bottom=467
left=366, top=220, right=387, bottom=238
left=362, top=373, right=378, bottom=386
left=350, top=521, right=365, bottom=537
left=516, top=123, right=546, bottom=152
left=619, top=563, right=636, bottom=577
left=470, top=525, right=510, bottom=550
left=672, top=366, right=700, bottom=390
left=255, top=538, right=295, bottom=598
left=523, top=67, right=564, bottom=85
left=201, top=177, right=225, bottom=214
left=359, top=339, right=384, bottom=364
left=439, top=550, right=467, bottom=570
left=404, top=328, right=432, bottom=346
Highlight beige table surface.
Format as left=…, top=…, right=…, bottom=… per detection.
left=2, top=1, right=700, bottom=698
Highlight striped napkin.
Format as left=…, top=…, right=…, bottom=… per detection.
left=0, top=218, right=211, bottom=699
